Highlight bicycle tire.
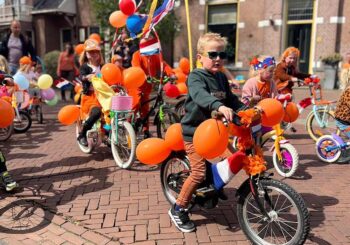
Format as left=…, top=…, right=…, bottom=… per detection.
left=0, top=124, right=13, bottom=141
left=160, top=152, right=190, bottom=205
left=75, top=120, right=94, bottom=154
left=315, top=135, right=341, bottom=163
left=305, top=109, right=338, bottom=142
left=174, top=99, right=186, bottom=120
left=237, top=178, right=310, bottom=245
left=111, top=118, right=136, bottom=169
left=156, top=107, right=180, bottom=138
left=13, top=110, right=32, bottom=133
left=272, top=143, right=299, bottom=178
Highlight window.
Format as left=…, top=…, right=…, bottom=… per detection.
left=89, top=26, right=100, bottom=36
left=207, top=3, right=237, bottom=63
left=287, top=0, right=313, bottom=21
left=61, top=29, right=72, bottom=50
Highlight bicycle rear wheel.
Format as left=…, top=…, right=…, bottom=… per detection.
left=237, top=179, right=310, bottom=245
left=13, top=110, right=32, bottom=133
left=305, top=109, right=338, bottom=141
left=111, top=118, right=136, bottom=169
left=156, top=107, right=180, bottom=138
left=0, top=124, right=13, bottom=141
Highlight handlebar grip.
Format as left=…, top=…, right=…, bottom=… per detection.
left=211, top=111, right=229, bottom=126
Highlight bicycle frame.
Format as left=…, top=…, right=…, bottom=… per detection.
left=261, top=124, right=288, bottom=162
left=110, top=110, right=134, bottom=143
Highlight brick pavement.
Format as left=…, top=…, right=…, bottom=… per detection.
left=1, top=88, right=349, bottom=245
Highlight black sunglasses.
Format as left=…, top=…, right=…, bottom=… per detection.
left=207, top=51, right=227, bottom=60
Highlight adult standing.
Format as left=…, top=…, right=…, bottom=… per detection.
left=0, top=20, right=36, bottom=75
left=56, top=43, right=78, bottom=101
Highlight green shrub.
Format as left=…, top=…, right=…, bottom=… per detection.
left=43, top=50, right=60, bottom=79
left=321, top=53, right=343, bottom=66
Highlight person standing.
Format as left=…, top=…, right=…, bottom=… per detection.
left=0, top=20, right=36, bottom=75
left=57, top=43, right=78, bottom=101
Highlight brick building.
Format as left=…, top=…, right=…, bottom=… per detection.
left=173, top=0, right=350, bottom=78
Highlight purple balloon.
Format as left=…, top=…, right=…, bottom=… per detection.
left=41, top=88, right=56, bottom=100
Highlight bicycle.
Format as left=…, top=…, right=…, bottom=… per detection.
left=315, top=132, right=350, bottom=163
left=133, top=76, right=180, bottom=139
left=286, top=77, right=338, bottom=141
left=27, top=88, right=43, bottom=124
left=160, top=110, right=310, bottom=244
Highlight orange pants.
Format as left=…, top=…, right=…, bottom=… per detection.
left=176, top=142, right=233, bottom=208
left=80, top=93, right=101, bottom=119
left=128, top=82, right=153, bottom=130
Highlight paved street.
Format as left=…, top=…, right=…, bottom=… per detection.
left=0, top=88, right=349, bottom=245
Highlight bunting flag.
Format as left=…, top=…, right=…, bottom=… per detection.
left=211, top=151, right=245, bottom=190
left=139, top=36, right=161, bottom=56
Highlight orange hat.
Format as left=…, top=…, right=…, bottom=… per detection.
left=84, top=39, right=101, bottom=51
left=19, top=56, right=32, bottom=65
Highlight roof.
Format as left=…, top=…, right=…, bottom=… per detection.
left=32, top=0, right=76, bottom=15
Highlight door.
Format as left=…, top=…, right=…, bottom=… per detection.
left=287, top=24, right=311, bottom=73
left=60, top=29, right=72, bottom=50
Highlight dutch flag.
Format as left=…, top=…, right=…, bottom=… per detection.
left=211, top=151, right=246, bottom=190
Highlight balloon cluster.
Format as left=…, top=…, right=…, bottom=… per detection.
left=163, top=58, right=190, bottom=98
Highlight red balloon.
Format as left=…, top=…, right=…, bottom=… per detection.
left=89, top=33, right=101, bottom=44
left=283, top=102, right=299, bottom=123
left=119, top=0, right=137, bottom=16
left=193, top=119, right=229, bottom=159
left=123, top=67, right=146, bottom=89
left=165, top=123, right=185, bottom=151
left=101, top=63, right=122, bottom=86
left=0, top=99, right=15, bottom=128
left=179, top=57, right=190, bottom=75
left=258, top=98, right=285, bottom=127
left=163, top=83, right=180, bottom=98
left=176, top=83, right=188, bottom=95
left=109, top=10, right=128, bottom=28
left=136, top=138, right=171, bottom=165
left=58, top=105, right=80, bottom=126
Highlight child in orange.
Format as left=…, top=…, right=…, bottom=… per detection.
left=130, top=34, right=174, bottom=138
left=273, top=47, right=311, bottom=94
left=242, top=55, right=278, bottom=106
left=77, top=39, right=104, bottom=146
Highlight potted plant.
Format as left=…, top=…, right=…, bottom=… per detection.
left=321, top=53, right=343, bottom=89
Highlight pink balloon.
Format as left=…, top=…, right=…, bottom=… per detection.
left=41, top=88, right=56, bottom=101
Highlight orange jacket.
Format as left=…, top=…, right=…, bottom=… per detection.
left=131, top=51, right=174, bottom=78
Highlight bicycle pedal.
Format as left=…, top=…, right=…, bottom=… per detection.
left=196, top=186, right=215, bottom=197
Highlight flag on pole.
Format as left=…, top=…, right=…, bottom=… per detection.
left=54, top=78, right=71, bottom=89
left=143, top=0, right=175, bottom=37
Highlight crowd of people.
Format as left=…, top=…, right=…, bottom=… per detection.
left=2, top=17, right=350, bottom=235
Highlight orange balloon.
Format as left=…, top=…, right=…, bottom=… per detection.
left=172, top=67, right=182, bottom=74
left=109, top=10, right=128, bottom=28
left=127, top=89, right=140, bottom=108
left=101, top=63, right=122, bottom=86
left=75, top=44, right=84, bottom=55
left=193, top=119, right=229, bottom=159
left=228, top=123, right=250, bottom=138
left=175, top=71, right=187, bottom=84
left=74, top=84, right=82, bottom=93
left=89, top=33, right=101, bottom=44
left=58, top=105, right=80, bottom=126
left=165, top=123, right=185, bottom=151
left=123, top=67, right=146, bottom=89
left=258, top=98, right=285, bottom=127
left=0, top=98, right=15, bottom=128
left=179, top=58, right=190, bottom=75
left=136, top=138, right=171, bottom=165
left=283, top=102, right=299, bottom=123
left=176, top=83, right=188, bottom=95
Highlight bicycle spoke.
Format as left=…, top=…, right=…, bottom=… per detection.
left=277, top=203, right=294, bottom=213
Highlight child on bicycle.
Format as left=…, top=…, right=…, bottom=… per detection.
left=273, top=47, right=311, bottom=95
left=77, top=39, right=104, bottom=146
left=169, top=33, right=247, bottom=233
left=131, top=34, right=174, bottom=138
left=241, top=55, right=278, bottom=106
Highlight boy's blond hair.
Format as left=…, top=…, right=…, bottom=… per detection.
left=197, top=33, right=227, bottom=54
left=0, top=55, right=10, bottom=74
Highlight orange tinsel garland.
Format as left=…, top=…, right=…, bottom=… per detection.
left=236, top=109, right=267, bottom=176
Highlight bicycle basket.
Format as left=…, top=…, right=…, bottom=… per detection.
left=111, top=95, right=133, bottom=111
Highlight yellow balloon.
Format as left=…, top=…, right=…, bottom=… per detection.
left=37, top=74, right=53, bottom=89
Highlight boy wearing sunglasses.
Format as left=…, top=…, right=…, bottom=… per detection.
left=169, top=33, right=246, bottom=232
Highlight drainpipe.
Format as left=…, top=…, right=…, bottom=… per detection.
left=334, top=0, right=344, bottom=88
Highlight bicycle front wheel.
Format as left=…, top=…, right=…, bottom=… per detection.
left=237, top=179, right=310, bottom=245
left=306, top=109, right=338, bottom=141
left=156, top=107, right=180, bottom=138
left=0, top=124, right=13, bottom=141
left=272, top=143, right=299, bottom=178
left=111, top=118, right=136, bottom=169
